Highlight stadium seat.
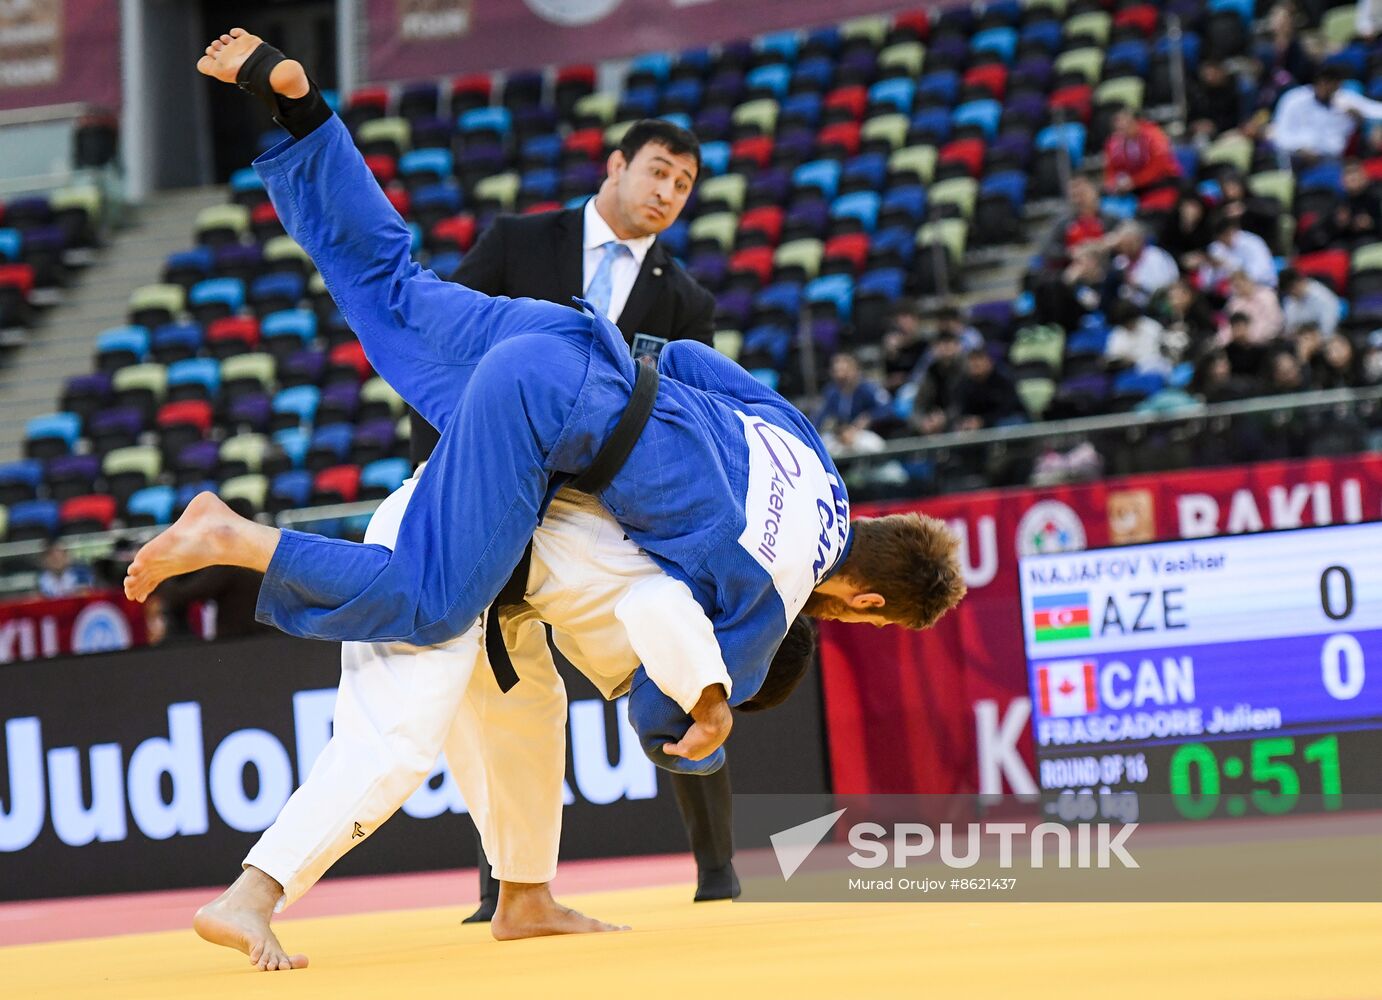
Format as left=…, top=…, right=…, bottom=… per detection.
left=126, top=484, right=176, bottom=526
left=358, top=378, right=404, bottom=422
left=194, top=204, right=250, bottom=247
left=313, top=464, right=362, bottom=505
left=167, top=357, right=220, bottom=402
left=128, top=284, right=184, bottom=329
left=58, top=494, right=116, bottom=535
left=25, top=412, right=81, bottom=460
left=95, top=325, right=150, bottom=372
left=221, top=474, right=270, bottom=517
left=272, top=385, right=321, bottom=430
left=268, top=469, right=314, bottom=513
left=6, top=499, right=59, bottom=542
left=0, top=459, right=43, bottom=505
left=103, top=445, right=161, bottom=507
left=217, top=434, right=269, bottom=480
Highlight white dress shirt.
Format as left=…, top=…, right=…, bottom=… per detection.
left=1271, top=84, right=1382, bottom=158
left=1205, top=229, right=1278, bottom=288
left=582, top=197, right=655, bottom=324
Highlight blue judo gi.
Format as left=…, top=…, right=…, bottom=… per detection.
left=251, top=114, right=852, bottom=758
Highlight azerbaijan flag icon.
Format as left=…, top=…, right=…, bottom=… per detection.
left=1031, top=592, right=1092, bottom=642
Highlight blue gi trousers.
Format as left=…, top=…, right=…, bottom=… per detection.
left=253, top=115, right=634, bottom=645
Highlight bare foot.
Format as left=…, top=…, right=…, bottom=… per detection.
left=124, top=492, right=269, bottom=602
left=196, top=26, right=309, bottom=98
left=490, top=882, right=629, bottom=941
left=193, top=868, right=308, bottom=972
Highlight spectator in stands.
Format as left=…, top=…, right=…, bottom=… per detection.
left=813, top=351, right=892, bottom=455
left=1204, top=210, right=1278, bottom=289
left=1191, top=348, right=1249, bottom=403
left=1160, top=191, right=1215, bottom=269
left=1295, top=322, right=1327, bottom=378
left=1034, top=243, right=1111, bottom=329
left=935, top=305, right=984, bottom=352
left=1329, top=159, right=1382, bottom=247
left=1109, top=222, right=1179, bottom=306
left=1358, top=0, right=1382, bottom=42
left=1316, top=334, right=1359, bottom=389
left=1361, top=332, right=1382, bottom=383
left=37, top=541, right=94, bottom=598
left=1264, top=350, right=1309, bottom=395
left=152, top=567, right=269, bottom=641
left=1269, top=65, right=1382, bottom=166
left=953, top=349, right=1023, bottom=431
left=1103, top=108, right=1181, bottom=198
left=1222, top=311, right=1271, bottom=377
left=1251, top=1, right=1315, bottom=124
left=880, top=300, right=927, bottom=391
left=1187, top=60, right=1247, bottom=140
left=1039, top=175, right=1117, bottom=266
left=1223, top=270, right=1285, bottom=344
left=908, top=330, right=967, bottom=434
left=1280, top=267, right=1341, bottom=336
left=1104, top=301, right=1175, bottom=375
left=1151, top=279, right=1219, bottom=348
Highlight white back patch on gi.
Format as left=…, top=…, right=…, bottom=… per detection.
left=734, top=412, right=850, bottom=617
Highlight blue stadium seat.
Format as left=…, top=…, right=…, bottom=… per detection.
left=521, top=133, right=563, bottom=167
left=880, top=185, right=927, bottom=224
left=792, top=57, right=835, bottom=94
left=168, top=357, right=221, bottom=399
left=746, top=64, right=791, bottom=100
left=0, top=228, right=20, bottom=261
left=1105, top=41, right=1150, bottom=78
left=272, top=386, right=320, bottom=428
left=272, top=427, right=312, bottom=470
left=908, top=107, right=952, bottom=144
left=629, top=51, right=673, bottom=82
left=176, top=481, right=218, bottom=512
left=869, top=226, right=917, bottom=266
left=520, top=168, right=560, bottom=200
left=270, top=469, right=314, bottom=508
left=1036, top=123, right=1086, bottom=168
left=971, top=27, right=1018, bottom=64
left=830, top=191, right=881, bottom=231
left=842, top=153, right=888, bottom=191
left=399, top=147, right=455, bottom=182
left=758, top=30, right=799, bottom=63
left=793, top=159, right=842, bottom=199
left=361, top=457, right=411, bottom=495
left=953, top=99, right=1002, bottom=139
left=6, top=499, right=59, bottom=540
left=917, top=71, right=960, bottom=107
left=868, top=78, right=915, bottom=114
left=1019, top=20, right=1062, bottom=53
left=660, top=112, right=693, bottom=131
left=458, top=106, right=511, bottom=136
left=26, top=412, right=81, bottom=450
left=189, top=277, right=246, bottom=313
left=755, top=281, right=804, bottom=320
left=980, top=171, right=1028, bottom=209
left=413, top=183, right=463, bottom=215
left=250, top=271, right=307, bottom=310
left=743, top=324, right=793, bottom=367
left=126, top=485, right=176, bottom=525
left=230, top=168, right=265, bottom=195
left=151, top=322, right=204, bottom=361
left=857, top=267, right=905, bottom=299
left=262, top=309, right=318, bottom=347
left=749, top=368, right=780, bottom=390
left=805, top=274, right=855, bottom=318
left=698, top=141, right=731, bottom=177
left=780, top=92, right=823, bottom=128
left=96, top=325, right=150, bottom=367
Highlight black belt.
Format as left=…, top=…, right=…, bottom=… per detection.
left=486, top=361, right=660, bottom=693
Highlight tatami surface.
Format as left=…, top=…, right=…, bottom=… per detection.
left=1, top=856, right=1378, bottom=1000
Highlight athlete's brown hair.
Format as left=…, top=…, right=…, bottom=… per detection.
left=835, top=514, right=967, bottom=629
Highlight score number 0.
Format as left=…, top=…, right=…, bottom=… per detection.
left=1320, top=565, right=1365, bottom=701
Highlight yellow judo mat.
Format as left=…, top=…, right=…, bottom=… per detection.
left=2, top=885, right=1378, bottom=999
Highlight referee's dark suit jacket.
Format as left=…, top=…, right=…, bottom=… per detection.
left=410, top=203, right=715, bottom=454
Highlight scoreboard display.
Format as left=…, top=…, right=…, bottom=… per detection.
left=1018, top=523, right=1382, bottom=820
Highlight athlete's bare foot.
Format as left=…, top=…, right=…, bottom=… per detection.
left=124, top=492, right=279, bottom=602
left=490, top=881, right=629, bottom=941
left=193, top=867, right=308, bottom=972
left=196, top=26, right=309, bottom=98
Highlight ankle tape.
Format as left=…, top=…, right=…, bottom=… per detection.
left=236, top=42, right=332, bottom=140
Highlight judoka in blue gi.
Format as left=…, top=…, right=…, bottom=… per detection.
left=126, top=32, right=966, bottom=768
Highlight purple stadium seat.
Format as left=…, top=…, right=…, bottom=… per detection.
left=44, top=454, right=101, bottom=501
left=87, top=406, right=146, bottom=455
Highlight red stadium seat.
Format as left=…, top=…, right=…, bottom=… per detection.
left=348, top=87, right=390, bottom=111
left=1293, top=249, right=1350, bottom=296
left=385, top=187, right=411, bottom=216
left=365, top=154, right=397, bottom=185
left=730, top=136, right=775, bottom=170
left=451, top=74, right=492, bottom=101
left=207, top=316, right=260, bottom=354
left=1113, top=5, right=1159, bottom=37
left=157, top=399, right=213, bottom=434
left=59, top=494, right=117, bottom=533
left=430, top=214, right=478, bottom=252
left=823, top=233, right=870, bottom=273
left=1048, top=84, right=1093, bottom=124
left=328, top=341, right=372, bottom=382
left=313, top=464, right=361, bottom=504
left=251, top=201, right=279, bottom=226
left=523, top=201, right=562, bottom=215
left=564, top=128, right=606, bottom=161
left=963, top=64, right=1007, bottom=101
left=556, top=64, right=597, bottom=88
left=729, top=247, right=775, bottom=285
left=739, top=205, right=785, bottom=245
left=824, top=85, right=869, bottom=121
left=892, top=9, right=931, bottom=42
left=939, top=137, right=985, bottom=177
left=1137, top=187, right=1180, bottom=213
left=817, top=122, right=862, bottom=157
left=0, top=263, right=35, bottom=297
left=1364, top=156, right=1382, bottom=183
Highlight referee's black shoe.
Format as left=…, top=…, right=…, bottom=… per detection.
left=694, top=863, right=740, bottom=902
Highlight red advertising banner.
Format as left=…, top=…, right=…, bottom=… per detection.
left=367, top=0, right=907, bottom=82
left=0, top=0, right=121, bottom=113
left=0, top=590, right=147, bottom=663
left=819, top=453, right=1382, bottom=795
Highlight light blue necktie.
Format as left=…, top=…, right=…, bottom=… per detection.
left=585, top=241, right=632, bottom=318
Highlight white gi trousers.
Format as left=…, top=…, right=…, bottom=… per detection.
left=242, top=478, right=730, bottom=907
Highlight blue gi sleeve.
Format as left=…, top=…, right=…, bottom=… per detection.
left=627, top=668, right=726, bottom=775
left=659, top=339, right=787, bottom=406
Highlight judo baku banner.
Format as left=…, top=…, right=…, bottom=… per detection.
left=0, top=591, right=146, bottom=664
left=819, top=452, right=1382, bottom=797
left=0, top=633, right=826, bottom=900
left=367, top=0, right=906, bottom=81
left=0, top=0, right=121, bottom=112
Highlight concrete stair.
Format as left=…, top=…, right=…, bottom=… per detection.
left=0, top=187, right=226, bottom=462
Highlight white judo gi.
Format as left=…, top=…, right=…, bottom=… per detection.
left=244, top=473, right=732, bottom=906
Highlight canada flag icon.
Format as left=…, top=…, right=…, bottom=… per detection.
left=1035, top=660, right=1099, bottom=717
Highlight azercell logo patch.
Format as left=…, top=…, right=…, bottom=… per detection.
left=1031, top=592, right=1092, bottom=642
